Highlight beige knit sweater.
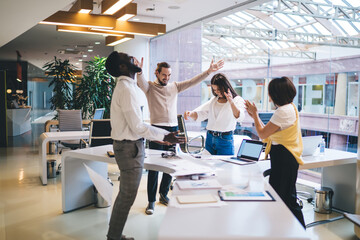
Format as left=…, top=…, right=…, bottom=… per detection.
left=137, top=71, right=209, bottom=126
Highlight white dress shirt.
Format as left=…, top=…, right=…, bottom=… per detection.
left=110, top=75, right=168, bottom=141
left=193, top=96, right=245, bottom=132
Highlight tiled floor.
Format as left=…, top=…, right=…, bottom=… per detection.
left=0, top=115, right=359, bottom=240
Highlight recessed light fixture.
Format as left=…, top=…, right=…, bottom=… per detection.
left=79, top=59, right=83, bottom=62
left=88, top=49, right=93, bottom=52
left=95, top=41, right=101, bottom=45
left=83, top=55, right=87, bottom=57
left=168, top=5, right=180, bottom=10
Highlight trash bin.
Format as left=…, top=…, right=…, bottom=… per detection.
left=47, top=159, right=57, bottom=178
left=49, top=141, right=57, bottom=154
left=94, top=186, right=111, bottom=208
left=314, top=187, right=333, bottom=214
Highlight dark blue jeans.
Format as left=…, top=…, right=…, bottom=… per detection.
left=147, top=125, right=178, bottom=203
left=205, top=130, right=234, bottom=155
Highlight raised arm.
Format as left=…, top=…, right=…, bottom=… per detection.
left=176, top=59, right=224, bottom=93
left=133, top=57, right=150, bottom=93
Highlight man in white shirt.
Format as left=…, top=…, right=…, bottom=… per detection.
left=134, top=58, right=224, bottom=215
left=105, top=51, right=184, bottom=240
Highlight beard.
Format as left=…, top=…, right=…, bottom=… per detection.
left=157, top=77, right=167, bottom=86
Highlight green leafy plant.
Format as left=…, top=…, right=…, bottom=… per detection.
left=74, top=56, right=115, bottom=119
left=43, top=57, right=77, bottom=110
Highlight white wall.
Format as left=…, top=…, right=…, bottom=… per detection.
left=114, top=36, right=151, bottom=120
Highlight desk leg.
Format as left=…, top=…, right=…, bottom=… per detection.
left=355, top=160, right=360, bottom=237
left=62, top=156, right=108, bottom=213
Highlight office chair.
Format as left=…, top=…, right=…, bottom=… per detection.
left=58, top=109, right=84, bottom=154
left=81, top=119, right=112, bottom=147
left=177, top=114, right=205, bottom=154
left=258, top=112, right=273, bottom=125
left=263, top=168, right=307, bottom=209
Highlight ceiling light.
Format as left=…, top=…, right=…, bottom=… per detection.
left=113, top=3, right=137, bottom=21
left=69, top=0, right=93, bottom=14
left=92, top=21, right=165, bottom=37
left=6, top=89, right=12, bottom=94
left=88, top=49, right=93, bottom=52
left=95, top=42, right=101, bottom=45
left=102, top=0, right=133, bottom=15
left=57, top=26, right=125, bottom=37
left=40, top=11, right=116, bottom=29
left=79, top=59, right=83, bottom=61
left=106, top=35, right=134, bottom=46
left=168, top=6, right=180, bottom=10
left=83, top=55, right=87, bottom=57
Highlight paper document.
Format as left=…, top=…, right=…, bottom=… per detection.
left=177, top=194, right=218, bottom=204
left=83, top=163, right=113, bottom=204
left=218, top=190, right=274, bottom=201
left=176, top=179, right=222, bottom=190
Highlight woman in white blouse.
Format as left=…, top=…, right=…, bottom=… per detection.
left=184, top=73, right=245, bottom=155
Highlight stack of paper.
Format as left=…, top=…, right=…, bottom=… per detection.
left=176, top=179, right=222, bottom=190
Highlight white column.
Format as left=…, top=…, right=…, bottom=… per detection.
left=334, top=73, right=347, bottom=115
left=355, top=86, right=360, bottom=237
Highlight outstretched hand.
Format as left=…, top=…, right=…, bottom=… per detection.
left=207, top=59, right=224, bottom=74
left=245, top=100, right=258, bottom=119
left=163, top=131, right=186, bottom=144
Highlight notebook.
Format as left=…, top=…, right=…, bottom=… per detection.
left=302, top=135, right=322, bottom=156
left=221, top=139, right=264, bottom=165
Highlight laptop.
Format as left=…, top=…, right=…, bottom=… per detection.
left=221, top=139, right=264, bottom=165
left=93, top=108, right=105, bottom=119
left=302, top=135, right=322, bottom=156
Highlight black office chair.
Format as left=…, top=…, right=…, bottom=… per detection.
left=258, top=112, right=273, bottom=125
left=82, top=119, right=113, bottom=147
left=58, top=109, right=84, bottom=154
left=177, top=114, right=205, bottom=154
left=263, top=168, right=306, bottom=209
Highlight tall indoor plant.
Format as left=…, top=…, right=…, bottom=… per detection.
left=74, top=56, right=115, bottom=119
left=43, top=57, right=77, bottom=110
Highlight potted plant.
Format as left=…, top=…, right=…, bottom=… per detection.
left=74, top=56, right=115, bottom=119
left=43, top=57, right=77, bottom=110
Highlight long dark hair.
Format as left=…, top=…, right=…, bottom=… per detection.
left=211, top=73, right=238, bottom=98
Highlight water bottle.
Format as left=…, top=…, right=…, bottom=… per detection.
left=319, top=138, right=325, bottom=156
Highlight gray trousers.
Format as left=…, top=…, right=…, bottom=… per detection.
left=107, top=138, right=145, bottom=240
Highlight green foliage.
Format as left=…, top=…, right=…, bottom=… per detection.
left=74, top=56, right=115, bottom=119
left=43, top=57, right=77, bottom=110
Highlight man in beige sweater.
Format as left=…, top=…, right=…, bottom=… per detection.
left=134, top=58, right=224, bottom=214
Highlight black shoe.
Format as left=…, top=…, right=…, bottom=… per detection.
left=121, top=235, right=134, bottom=240
left=159, top=193, right=169, bottom=206
left=145, top=202, right=155, bottom=215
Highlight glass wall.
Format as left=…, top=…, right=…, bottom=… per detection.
left=150, top=0, right=360, bottom=156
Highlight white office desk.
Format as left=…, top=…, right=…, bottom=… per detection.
left=158, top=158, right=310, bottom=240
left=61, top=145, right=213, bottom=212
left=39, top=131, right=89, bottom=185
left=61, top=145, right=309, bottom=239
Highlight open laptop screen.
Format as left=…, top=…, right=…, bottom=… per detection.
left=237, top=139, right=264, bottom=161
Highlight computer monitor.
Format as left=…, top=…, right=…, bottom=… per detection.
left=93, top=108, right=105, bottom=119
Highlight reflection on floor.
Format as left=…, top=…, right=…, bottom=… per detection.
left=0, top=118, right=358, bottom=240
